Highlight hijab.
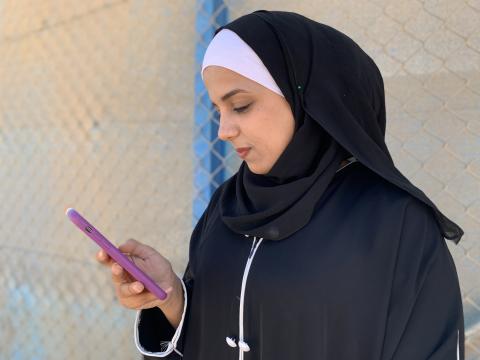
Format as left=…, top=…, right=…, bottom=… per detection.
left=202, top=10, right=464, bottom=244
left=201, top=28, right=284, bottom=97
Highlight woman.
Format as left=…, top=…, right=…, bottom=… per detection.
left=97, top=10, right=465, bottom=360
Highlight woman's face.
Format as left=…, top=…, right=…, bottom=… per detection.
left=203, top=66, right=295, bottom=175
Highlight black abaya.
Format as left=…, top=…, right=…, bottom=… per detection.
left=136, top=161, right=464, bottom=359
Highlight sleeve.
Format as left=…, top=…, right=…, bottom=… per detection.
left=134, top=262, right=193, bottom=359
left=380, top=199, right=465, bottom=360
left=133, top=187, right=221, bottom=359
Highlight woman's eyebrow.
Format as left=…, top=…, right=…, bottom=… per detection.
left=211, top=88, right=249, bottom=107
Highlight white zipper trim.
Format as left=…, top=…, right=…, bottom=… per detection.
left=238, top=235, right=263, bottom=360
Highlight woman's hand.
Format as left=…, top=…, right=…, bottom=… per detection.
left=96, top=238, right=182, bottom=312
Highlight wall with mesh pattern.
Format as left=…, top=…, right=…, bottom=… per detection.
left=0, top=0, right=479, bottom=359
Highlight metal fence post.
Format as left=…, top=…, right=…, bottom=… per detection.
left=193, top=0, right=229, bottom=226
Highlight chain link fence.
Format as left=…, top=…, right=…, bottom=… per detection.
left=1, top=1, right=196, bottom=359
left=0, top=0, right=479, bottom=359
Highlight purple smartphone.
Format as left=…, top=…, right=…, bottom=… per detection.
left=66, top=208, right=167, bottom=300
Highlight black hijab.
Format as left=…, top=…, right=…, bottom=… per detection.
left=215, top=10, right=464, bottom=244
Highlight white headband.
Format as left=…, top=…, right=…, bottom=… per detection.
left=201, top=28, right=284, bottom=98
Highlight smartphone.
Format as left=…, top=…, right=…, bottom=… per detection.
left=66, top=207, right=167, bottom=300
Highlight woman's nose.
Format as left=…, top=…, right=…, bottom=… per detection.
left=217, top=117, right=239, bottom=141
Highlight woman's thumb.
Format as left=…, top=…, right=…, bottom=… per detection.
left=119, top=238, right=155, bottom=258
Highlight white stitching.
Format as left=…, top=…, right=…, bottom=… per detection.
left=134, top=278, right=188, bottom=357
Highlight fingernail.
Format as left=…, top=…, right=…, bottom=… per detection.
left=134, top=284, right=143, bottom=292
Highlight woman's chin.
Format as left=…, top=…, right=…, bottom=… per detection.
left=246, top=162, right=270, bottom=175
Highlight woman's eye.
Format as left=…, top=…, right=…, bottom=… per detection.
left=233, top=104, right=251, bottom=113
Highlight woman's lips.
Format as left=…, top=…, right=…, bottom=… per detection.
left=236, top=147, right=251, bottom=158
